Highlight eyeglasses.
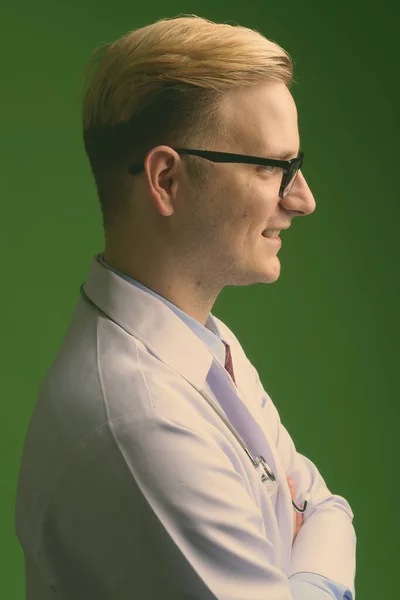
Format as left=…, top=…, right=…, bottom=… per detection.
left=128, top=148, right=304, bottom=199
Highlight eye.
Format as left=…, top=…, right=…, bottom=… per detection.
left=257, top=165, right=280, bottom=175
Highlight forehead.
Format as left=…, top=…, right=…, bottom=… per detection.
left=221, top=82, right=299, bottom=156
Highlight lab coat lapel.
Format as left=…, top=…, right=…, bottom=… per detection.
left=207, top=355, right=293, bottom=570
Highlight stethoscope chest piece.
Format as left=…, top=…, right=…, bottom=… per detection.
left=254, top=454, right=278, bottom=497
left=255, top=455, right=276, bottom=482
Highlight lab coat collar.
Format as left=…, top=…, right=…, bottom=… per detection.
left=82, top=254, right=220, bottom=390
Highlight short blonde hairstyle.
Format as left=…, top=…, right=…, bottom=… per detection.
left=80, top=14, right=295, bottom=231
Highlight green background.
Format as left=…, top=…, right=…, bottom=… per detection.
left=2, top=1, right=399, bottom=598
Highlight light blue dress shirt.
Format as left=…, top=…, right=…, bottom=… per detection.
left=97, top=252, right=353, bottom=600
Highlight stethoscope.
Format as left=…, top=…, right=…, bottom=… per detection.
left=79, top=283, right=308, bottom=514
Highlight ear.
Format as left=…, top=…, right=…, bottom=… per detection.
left=143, top=146, right=182, bottom=217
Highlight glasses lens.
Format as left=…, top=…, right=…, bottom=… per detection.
left=283, top=167, right=300, bottom=198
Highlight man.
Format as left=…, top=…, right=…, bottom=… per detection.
left=15, top=15, right=356, bottom=600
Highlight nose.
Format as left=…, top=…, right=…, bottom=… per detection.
left=283, top=170, right=316, bottom=216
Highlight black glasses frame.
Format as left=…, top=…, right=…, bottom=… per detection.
left=128, top=148, right=304, bottom=199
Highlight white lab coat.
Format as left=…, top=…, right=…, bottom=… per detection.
left=15, top=254, right=356, bottom=600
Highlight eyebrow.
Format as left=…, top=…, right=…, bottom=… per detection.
left=272, top=148, right=301, bottom=160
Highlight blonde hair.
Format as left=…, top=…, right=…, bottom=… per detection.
left=80, top=14, right=295, bottom=231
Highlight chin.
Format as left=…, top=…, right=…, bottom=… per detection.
left=263, top=261, right=281, bottom=283
left=263, top=272, right=281, bottom=284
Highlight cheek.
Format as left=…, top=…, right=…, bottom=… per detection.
left=205, top=174, right=274, bottom=235
left=244, top=189, right=275, bottom=232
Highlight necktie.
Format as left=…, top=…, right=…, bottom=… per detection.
left=222, top=341, right=237, bottom=386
